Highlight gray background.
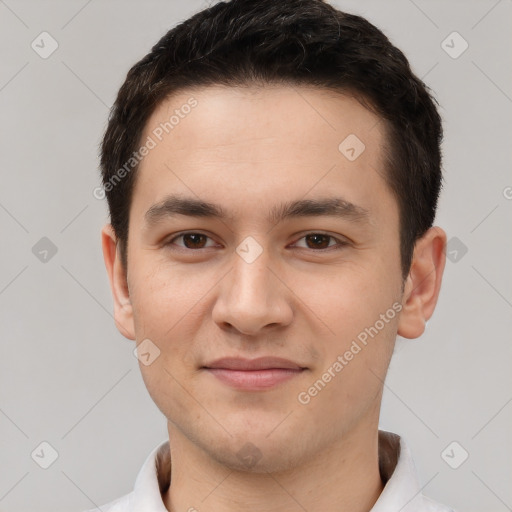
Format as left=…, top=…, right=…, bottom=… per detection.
left=0, top=0, right=511, bottom=511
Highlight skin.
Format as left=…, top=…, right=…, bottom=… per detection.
left=102, top=85, right=447, bottom=512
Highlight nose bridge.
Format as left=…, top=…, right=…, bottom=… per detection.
left=212, top=241, right=292, bottom=333
left=233, top=245, right=273, bottom=302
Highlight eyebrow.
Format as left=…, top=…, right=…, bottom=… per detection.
left=143, top=194, right=371, bottom=228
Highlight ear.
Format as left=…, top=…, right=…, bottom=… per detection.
left=397, top=226, right=447, bottom=339
left=101, top=224, right=136, bottom=340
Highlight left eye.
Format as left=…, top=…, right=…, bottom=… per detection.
left=293, top=233, right=346, bottom=250
left=167, top=232, right=346, bottom=251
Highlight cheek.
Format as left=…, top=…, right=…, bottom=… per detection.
left=129, top=265, right=202, bottom=415
left=304, top=268, right=399, bottom=389
left=138, top=357, right=194, bottom=423
left=307, top=265, right=397, bottom=337
left=129, top=267, right=204, bottom=397
left=130, top=258, right=202, bottom=334
left=302, top=316, right=397, bottom=428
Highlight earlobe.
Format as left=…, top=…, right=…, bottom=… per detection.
left=397, top=226, right=447, bottom=340
left=101, top=224, right=136, bottom=340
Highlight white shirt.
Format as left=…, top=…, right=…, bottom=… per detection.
left=84, top=430, right=455, bottom=512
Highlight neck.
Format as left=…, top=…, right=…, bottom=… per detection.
left=162, top=421, right=384, bottom=512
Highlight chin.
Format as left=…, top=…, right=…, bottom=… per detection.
left=198, top=424, right=312, bottom=475
left=209, top=440, right=306, bottom=475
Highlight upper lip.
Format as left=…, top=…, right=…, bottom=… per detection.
left=203, top=357, right=306, bottom=371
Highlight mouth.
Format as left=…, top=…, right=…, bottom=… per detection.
left=202, top=356, right=307, bottom=390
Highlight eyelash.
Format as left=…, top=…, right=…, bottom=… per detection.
left=165, top=232, right=349, bottom=252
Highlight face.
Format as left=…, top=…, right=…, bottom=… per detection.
left=107, top=85, right=412, bottom=472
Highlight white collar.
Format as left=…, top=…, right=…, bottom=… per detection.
left=100, top=430, right=453, bottom=512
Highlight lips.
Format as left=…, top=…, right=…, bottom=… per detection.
left=202, top=357, right=307, bottom=390
left=202, top=356, right=306, bottom=371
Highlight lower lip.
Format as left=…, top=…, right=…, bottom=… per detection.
left=205, top=368, right=305, bottom=390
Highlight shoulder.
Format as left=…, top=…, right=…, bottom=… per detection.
left=82, top=491, right=132, bottom=512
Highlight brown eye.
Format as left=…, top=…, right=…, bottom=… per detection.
left=168, top=233, right=215, bottom=250
left=293, top=233, right=347, bottom=251
left=304, top=234, right=332, bottom=249
left=182, top=234, right=208, bottom=249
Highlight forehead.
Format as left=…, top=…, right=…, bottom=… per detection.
left=130, top=84, right=395, bottom=228
left=147, top=84, right=384, bottom=150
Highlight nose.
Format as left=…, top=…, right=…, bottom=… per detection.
left=211, top=247, right=294, bottom=335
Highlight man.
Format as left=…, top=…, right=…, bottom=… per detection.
left=94, top=0, right=453, bottom=510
